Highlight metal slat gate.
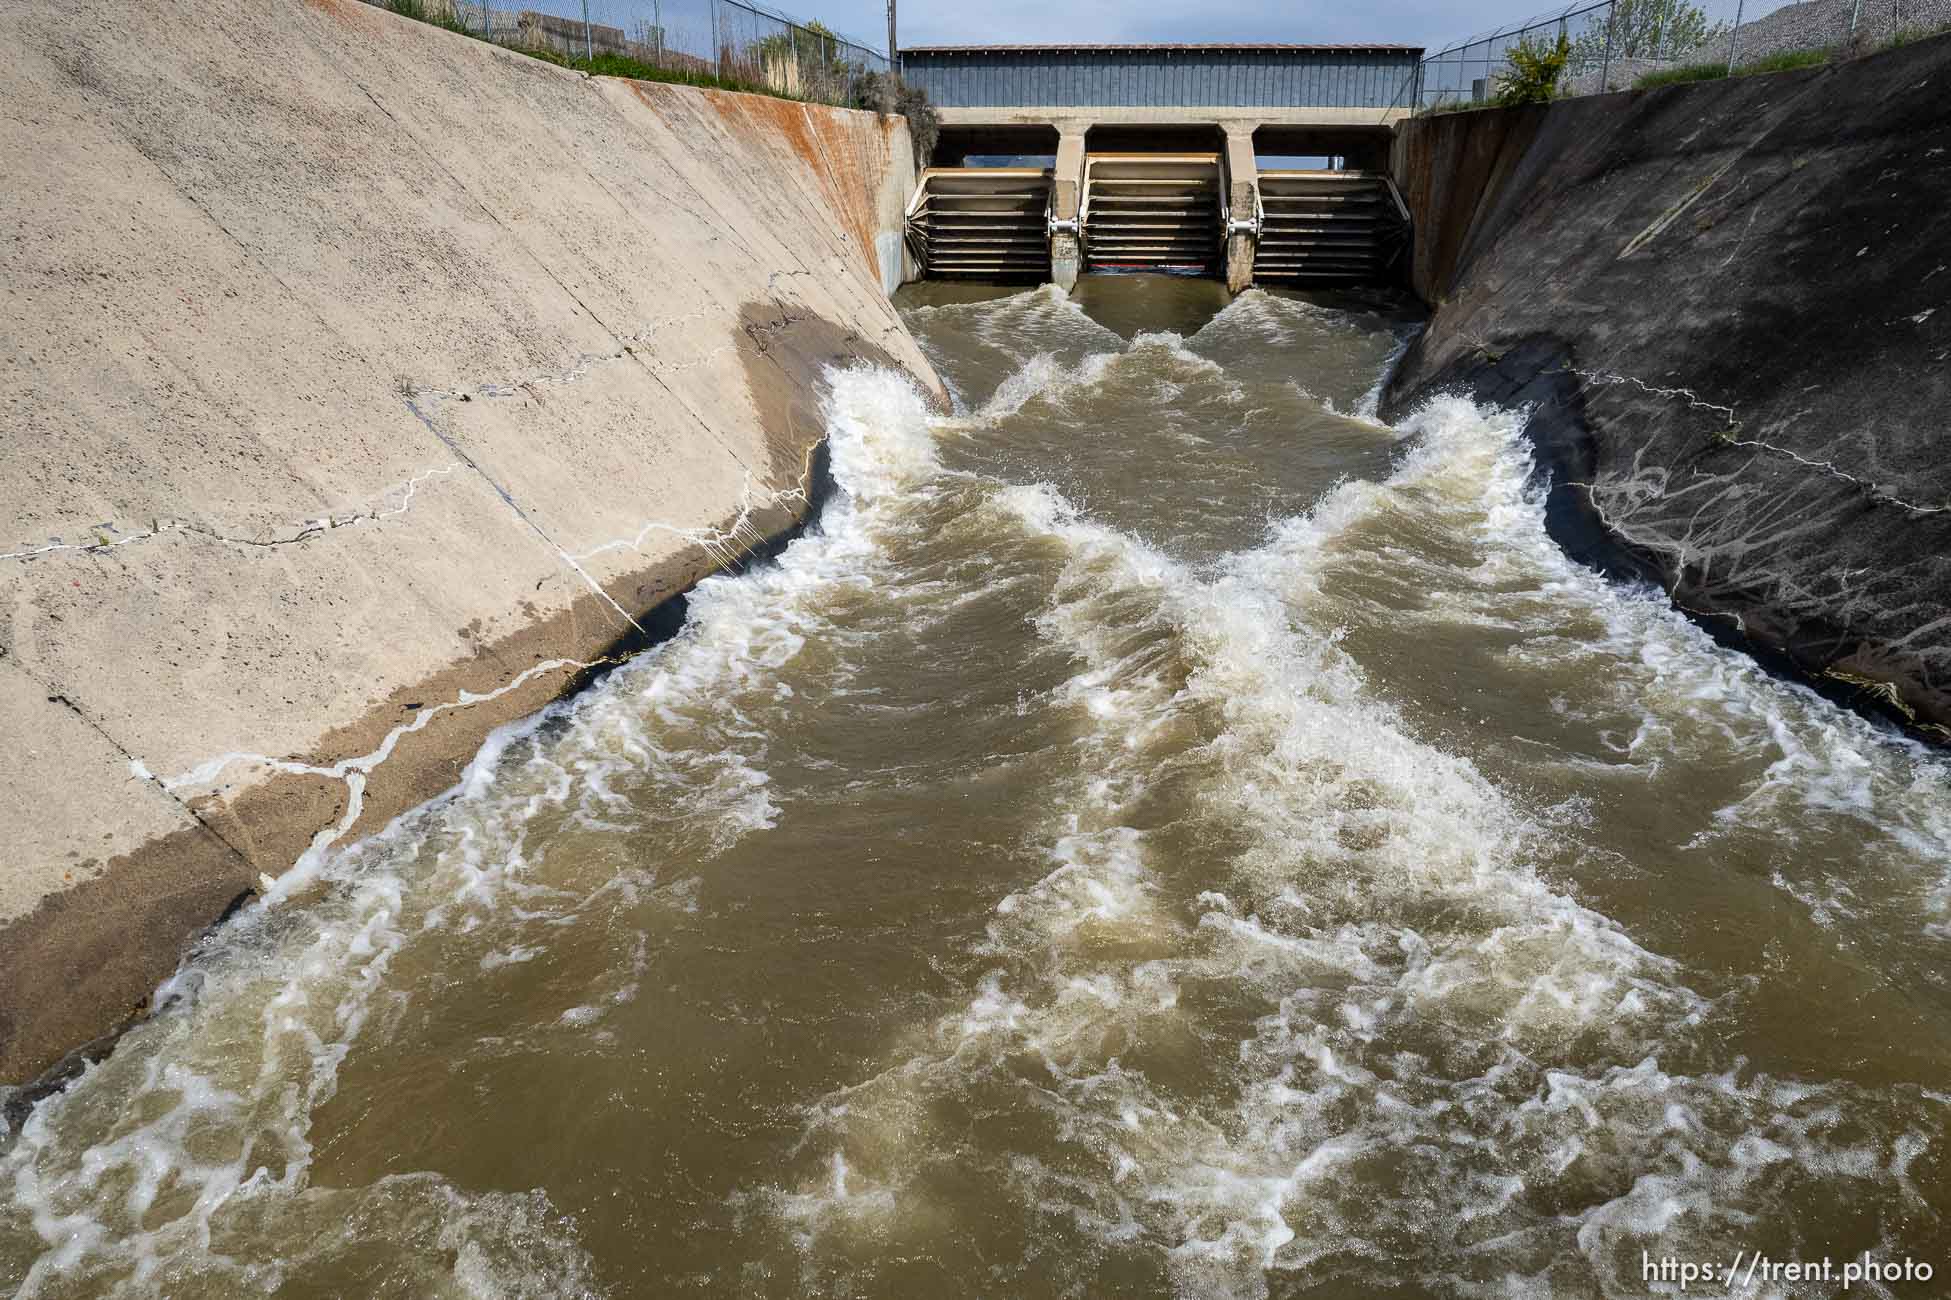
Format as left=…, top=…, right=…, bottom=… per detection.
left=1251, top=171, right=1411, bottom=284
left=1081, top=153, right=1222, bottom=274
left=905, top=168, right=1054, bottom=280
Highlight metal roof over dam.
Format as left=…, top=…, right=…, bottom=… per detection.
left=898, top=42, right=1425, bottom=110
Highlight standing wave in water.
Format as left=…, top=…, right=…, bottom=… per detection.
left=4, top=282, right=1949, bottom=1299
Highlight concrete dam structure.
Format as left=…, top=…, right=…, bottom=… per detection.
left=5, top=0, right=1951, bottom=1293
left=899, top=43, right=1419, bottom=290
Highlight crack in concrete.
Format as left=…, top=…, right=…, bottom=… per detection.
left=395, top=291, right=816, bottom=639
left=1569, top=367, right=1739, bottom=425
left=25, top=40, right=871, bottom=928
left=405, top=303, right=777, bottom=496
left=409, top=311, right=718, bottom=412
left=399, top=395, right=646, bottom=637
left=1717, top=434, right=1951, bottom=515
left=131, top=652, right=630, bottom=906
left=1570, top=366, right=1949, bottom=515
left=104, top=430, right=821, bottom=906
left=1, top=465, right=463, bottom=563
left=568, top=463, right=813, bottom=570
left=1, top=647, right=259, bottom=874
left=766, top=268, right=815, bottom=297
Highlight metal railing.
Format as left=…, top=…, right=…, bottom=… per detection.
left=367, top=0, right=889, bottom=107
left=1393, top=0, right=1943, bottom=112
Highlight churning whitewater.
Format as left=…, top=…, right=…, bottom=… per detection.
left=4, top=281, right=1950, bottom=1299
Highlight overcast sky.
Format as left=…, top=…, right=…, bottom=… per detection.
left=809, top=0, right=1509, bottom=58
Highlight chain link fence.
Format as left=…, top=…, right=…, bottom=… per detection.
left=1396, top=0, right=1949, bottom=110
left=365, top=0, right=888, bottom=106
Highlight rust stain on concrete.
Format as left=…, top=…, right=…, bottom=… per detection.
left=702, top=91, right=889, bottom=286
left=300, top=0, right=375, bottom=29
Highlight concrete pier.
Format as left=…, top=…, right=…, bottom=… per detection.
left=1222, top=125, right=1260, bottom=292
left=1051, top=129, right=1087, bottom=290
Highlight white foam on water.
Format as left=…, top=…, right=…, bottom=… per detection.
left=903, top=285, right=1127, bottom=418
left=1127, top=330, right=1227, bottom=377
left=759, top=372, right=1945, bottom=1296
left=1188, top=289, right=1367, bottom=351
left=1187, top=288, right=1418, bottom=422
left=1365, top=395, right=1951, bottom=939
left=1138, top=395, right=1946, bottom=1295
left=955, top=329, right=1245, bottom=431
left=0, top=364, right=950, bottom=1295
left=12, top=275, right=1951, bottom=1298
left=971, top=350, right=1120, bottom=422
left=737, top=476, right=1207, bottom=1263
left=967, top=283, right=1129, bottom=354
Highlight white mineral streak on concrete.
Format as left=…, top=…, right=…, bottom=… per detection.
left=0, top=0, right=939, bottom=963
left=1572, top=368, right=1950, bottom=514
left=131, top=441, right=828, bottom=896
left=568, top=469, right=813, bottom=568
left=1, top=466, right=463, bottom=562
left=143, top=654, right=616, bottom=907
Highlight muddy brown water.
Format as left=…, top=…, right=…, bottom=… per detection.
left=5, top=277, right=1950, bottom=1299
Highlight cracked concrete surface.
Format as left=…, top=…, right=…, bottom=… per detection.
left=2, top=465, right=465, bottom=561
left=0, top=0, right=940, bottom=1080
left=137, top=652, right=621, bottom=902
left=1385, top=38, right=1951, bottom=736
left=1567, top=368, right=1949, bottom=516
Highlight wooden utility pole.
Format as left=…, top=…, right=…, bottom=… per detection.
left=887, top=0, right=897, bottom=73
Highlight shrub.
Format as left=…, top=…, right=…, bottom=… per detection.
left=1575, top=0, right=1722, bottom=62
left=1495, top=31, right=1571, bottom=105
left=852, top=70, right=941, bottom=164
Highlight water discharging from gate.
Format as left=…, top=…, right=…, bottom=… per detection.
left=6, top=277, right=1951, bottom=1298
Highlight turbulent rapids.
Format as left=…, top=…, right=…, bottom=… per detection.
left=5, top=278, right=1951, bottom=1299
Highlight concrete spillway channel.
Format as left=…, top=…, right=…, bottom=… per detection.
left=1080, top=153, right=1224, bottom=274
left=1253, top=170, right=1412, bottom=284
left=904, top=167, right=1054, bottom=279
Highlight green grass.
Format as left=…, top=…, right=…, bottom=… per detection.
left=1633, top=61, right=1727, bottom=89
left=515, top=46, right=795, bottom=99
left=1634, top=43, right=1836, bottom=90
left=1741, top=46, right=1832, bottom=73
left=1883, top=19, right=1951, bottom=49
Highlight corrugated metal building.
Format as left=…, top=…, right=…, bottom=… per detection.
left=898, top=43, right=1424, bottom=111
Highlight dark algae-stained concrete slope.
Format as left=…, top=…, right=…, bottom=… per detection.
left=1383, top=36, right=1951, bottom=739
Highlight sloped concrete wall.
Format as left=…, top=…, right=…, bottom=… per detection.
left=1383, top=36, right=1951, bottom=739
left=0, top=0, right=938, bottom=1081
left=1389, top=105, right=1546, bottom=305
